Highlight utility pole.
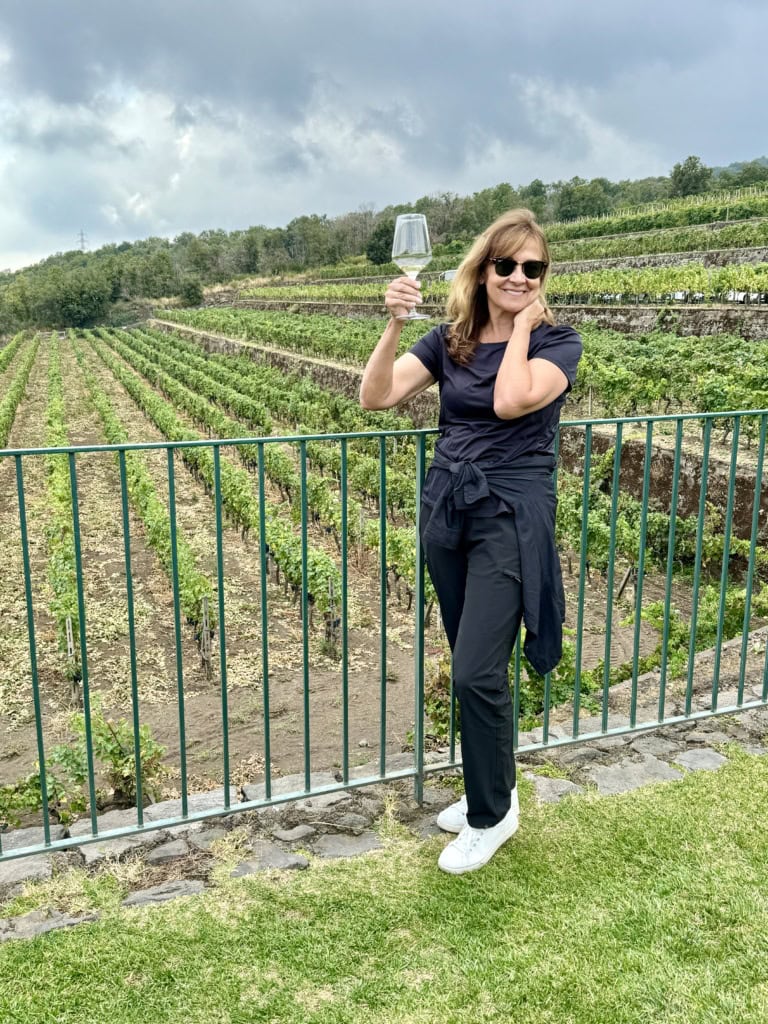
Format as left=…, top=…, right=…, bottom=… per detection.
left=77, top=229, right=88, bottom=252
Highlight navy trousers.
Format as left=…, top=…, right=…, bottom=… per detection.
left=422, top=511, right=523, bottom=828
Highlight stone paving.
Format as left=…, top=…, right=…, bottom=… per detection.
left=1, top=688, right=767, bottom=943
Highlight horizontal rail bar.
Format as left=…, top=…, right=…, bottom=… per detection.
left=3, top=409, right=768, bottom=459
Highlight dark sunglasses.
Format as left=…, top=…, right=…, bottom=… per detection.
left=488, top=257, right=548, bottom=280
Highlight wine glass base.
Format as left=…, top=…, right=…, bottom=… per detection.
left=395, top=312, right=431, bottom=321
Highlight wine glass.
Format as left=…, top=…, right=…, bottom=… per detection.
left=391, top=213, right=432, bottom=320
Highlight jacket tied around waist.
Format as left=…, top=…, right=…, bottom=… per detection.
left=419, top=452, right=566, bottom=675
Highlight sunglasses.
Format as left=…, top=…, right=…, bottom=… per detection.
left=488, top=257, right=548, bottom=280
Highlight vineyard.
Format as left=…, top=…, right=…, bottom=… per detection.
left=157, top=308, right=768, bottom=423
left=235, top=263, right=768, bottom=306
left=1, top=183, right=768, bottom=844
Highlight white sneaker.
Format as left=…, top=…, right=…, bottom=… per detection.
left=437, top=805, right=519, bottom=875
left=436, top=786, right=519, bottom=834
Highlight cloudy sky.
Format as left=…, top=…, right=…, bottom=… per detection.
left=1, top=0, right=766, bottom=271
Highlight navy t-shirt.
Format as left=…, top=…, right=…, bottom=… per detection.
left=409, top=322, right=582, bottom=464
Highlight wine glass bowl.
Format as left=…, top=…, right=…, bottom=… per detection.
left=391, top=213, right=432, bottom=320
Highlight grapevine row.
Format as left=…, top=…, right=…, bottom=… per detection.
left=573, top=330, right=768, bottom=424
left=135, top=326, right=413, bottom=451
left=550, top=218, right=768, bottom=263
left=129, top=326, right=757, bottom=605
left=132, top=325, right=420, bottom=487
left=82, top=331, right=342, bottom=616
left=156, top=309, right=415, bottom=366
left=546, top=262, right=768, bottom=303
left=69, top=332, right=216, bottom=641
left=68, top=327, right=768, bottom=711
left=554, top=450, right=764, bottom=575
left=138, top=329, right=435, bottom=615
left=104, top=326, right=371, bottom=541
left=43, top=334, right=81, bottom=684
left=0, top=334, right=41, bottom=447
left=239, top=262, right=768, bottom=306
left=546, top=191, right=768, bottom=242
left=550, top=183, right=768, bottom=225
left=106, top=327, right=435, bottom=606
left=246, top=219, right=768, bottom=285
left=0, top=331, right=28, bottom=376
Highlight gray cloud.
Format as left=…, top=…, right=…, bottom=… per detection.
left=0, top=0, right=766, bottom=269
left=3, top=112, right=129, bottom=156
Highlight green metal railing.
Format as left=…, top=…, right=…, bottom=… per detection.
left=1, top=408, right=766, bottom=863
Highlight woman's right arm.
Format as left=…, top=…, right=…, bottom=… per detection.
left=359, top=277, right=435, bottom=410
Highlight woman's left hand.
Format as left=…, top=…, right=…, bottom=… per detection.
left=514, top=297, right=546, bottom=332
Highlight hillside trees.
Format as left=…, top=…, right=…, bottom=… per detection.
left=519, top=178, right=548, bottom=219
left=3, top=156, right=768, bottom=330
left=670, top=155, right=713, bottom=197
left=0, top=265, right=112, bottom=330
left=229, top=226, right=265, bottom=274
left=554, top=177, right=618, bottom=221
left=366, top=218, right=397, bottom=265
left=714, top=158, right=768, bottom=188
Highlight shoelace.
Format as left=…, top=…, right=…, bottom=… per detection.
left=452, top=825, right=486, bottom=853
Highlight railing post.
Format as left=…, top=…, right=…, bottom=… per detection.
left=573, top=424, right=593, bottom=730
left=257, top=442, right=272, bottom=799
left=68, top=452, right=98, bottom=833
left=712, top=417, right=742, bottom=709
left=378, top=435, right=388, bottom=777
left=166, top=447, right=188, bottom=818
left=630, top=421, right=654, bottom=727
left=601, top=424, right=623, bottom=731
left=685, top=418, right=713, bottom=716
left=739, top=415, right=767, bottom=703
left=213, top=444, right=230, bottom=808
left=340, top=438, right=350, bottom=783
left=13, top=455, right=50, bottom=851
left=118, top=450, right=144, bottom=824
left=658, top=420, right=684, bottom=721
left=413, top=434, right=426, bottom=804
left=299, top=439, right=311, bottom=792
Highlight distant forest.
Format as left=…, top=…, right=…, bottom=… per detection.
left=2, top=155, right=767, bottom=332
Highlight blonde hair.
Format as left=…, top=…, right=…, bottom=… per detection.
left=445, top=208, right=555, bottom=364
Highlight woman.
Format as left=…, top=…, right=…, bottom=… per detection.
left=360, top=209, right=582, bottom=874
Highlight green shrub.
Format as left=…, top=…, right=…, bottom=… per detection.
left=0, top=703, right=166, bottom=828
left=178, top=276, right=204, bottom=306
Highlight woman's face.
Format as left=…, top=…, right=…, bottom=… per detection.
left=479, top=241, right=545, bottom=319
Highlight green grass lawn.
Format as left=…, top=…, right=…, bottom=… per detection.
left=2, top=748, right=768, bottom=1023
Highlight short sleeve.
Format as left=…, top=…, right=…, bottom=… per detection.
left=529, top=324, right=582, bottom=390
left=408, top=323, right=447, bottom=381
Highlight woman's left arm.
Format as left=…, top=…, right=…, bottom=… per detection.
left=493, top=301, right=569, bottom=419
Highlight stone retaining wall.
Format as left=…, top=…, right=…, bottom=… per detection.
left=554, top=245, right=768, bottom=274
left=558, top=426, right=768, bottom=542
left=192, top=298, right=768, bottom=339
left=555, top=304, right=768, bottom=339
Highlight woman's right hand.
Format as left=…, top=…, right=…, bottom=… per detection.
left=384, top=276, right=422, bottom=319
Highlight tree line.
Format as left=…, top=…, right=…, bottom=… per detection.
left=1, top=155, right=767, bottom=332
